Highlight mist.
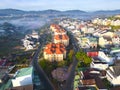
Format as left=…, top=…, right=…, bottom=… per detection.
left=0, top=17, right=52, bottom=32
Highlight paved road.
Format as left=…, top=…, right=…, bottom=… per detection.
left=63, top=56, right=78, bottom=90
left=32, top=34, right=55, bottom=90
left=63, top=34, right=79, bottom=90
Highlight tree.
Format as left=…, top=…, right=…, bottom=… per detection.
left=75, top=50, right=92, bottom=67
left=57, top=61, right=66, bottom=67
left=68, top=49, right=74, bottom=62
left=39, top=59, right=47, bottom=69
left=39, top=60, right=58, bottom=75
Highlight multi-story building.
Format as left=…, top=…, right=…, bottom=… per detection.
left=54, top=35, right=69, bottom=46
left=50, top=24, right=69, bottom=46
left=43, top=43, right=66, bottom=62
left=50, top=24, right=61, bottom=32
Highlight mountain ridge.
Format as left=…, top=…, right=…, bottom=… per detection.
left=0, top=8, right=120, bottom=18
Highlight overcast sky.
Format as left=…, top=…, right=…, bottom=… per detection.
left=0, top=0, right=120, bottom=11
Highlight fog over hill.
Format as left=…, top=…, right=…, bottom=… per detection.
left=0, top=9, right=120, bottom=32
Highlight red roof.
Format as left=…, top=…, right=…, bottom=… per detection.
left=87, top=52, right=98, bottom=57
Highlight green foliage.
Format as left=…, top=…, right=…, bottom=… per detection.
left=77, top=62, right=85, bottom=68
left=75, top=50, right=92, bottom=67
left=39, top=59, right=48, bottom=69
left=39, top=60, right=58, bottom=75
left=108, top=16, right=120, bottom=20
left=68, top=49, right=74, bottom=62
left=46, top=33, right=52, bottom=42
left=57, top=60, right=66, bottom=67
left=39, top=59, right=69, bottom=77
left=15, top=54, right=31, bottom=64
left=111, top=25, right=120, bottom=30
left=75, top=49, right=85, bottom=61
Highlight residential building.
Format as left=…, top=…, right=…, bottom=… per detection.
left=90, top=61, right=108, bottom=70
left=80, top=37, right=97, bottom=48
left=54, top=35, right=69, bottom=46
left=50, top=24, right=61, bottom=32
left=0, top=66, right=44, bottom=90
left=106, top=66, right=120, bottom=86
left=110, top=47, right=120, bottom=54
left=50, top=24, right=69, bottom=46
left=87, top=51, right=114, bottom=65
left=11, top=67, right=33, bottom=87
left=92, top=18, right=120, bottom=26
left=112, top=35, right=120, bottom=45
left=30, top=30, right=39, bottom=39
left=43, top=43, right=66, bottom=61
left=22, top=31, right=39, bottom=50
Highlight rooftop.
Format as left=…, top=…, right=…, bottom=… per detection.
left=15, top=67, right=33, bottom=78
left=54, top=35, right=69, bottom=40
left=107, top=66, right=120, bottom=77
left=44, top=43, right=66, bottom=55
left=111, top=47, right=120, bottom=51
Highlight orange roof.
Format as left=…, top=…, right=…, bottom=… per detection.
left=51, top=24, right=66, bottom=35
left=60, top=47, right=66, bottom=52
left=62, top=35, right=69, bottom=40
left=44, top=43, right=66, bottom=55
left=61, top=29, right=66, bottom=32
left=54, top=35, right=60, bottom=40
left=50, top=24, right=61, bottom=30
left=54, top=35, right=69, bottom=40
left=55, top=48, right=63, bottom=54
left=44, top=49, right=53, bottom=54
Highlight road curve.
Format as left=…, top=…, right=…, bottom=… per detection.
left=63, top=33, right=79, bottom=90
left=32, top=44, right=55, bottom=90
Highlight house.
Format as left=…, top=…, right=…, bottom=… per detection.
left=11, top=67, right=33, bottom=87
left=22, top=31, right=39, bottom=50
left=112, top=35, right=120, bottom=45
left=22, top=39, right=34, bottom=50
left=0, top=66, right=44, bottom=90
left=106, top=66, right=120, bottom=86
left=87, top=51, right=114, bottom=65
left=90, top=61, right=108, bottom=70
left=80, top=37, right=98, bottom=48
left=81, top=79, right=96, bottom=85
left=110, top=47, right=120, bottom=54
left=99, top=36, right=113, bottom=47
left=30, top=31, right=39, bottom=39
left=0, top=66, right=14, bottom=83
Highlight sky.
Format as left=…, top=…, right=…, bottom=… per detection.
left=0, top=0, right=120, bottom=11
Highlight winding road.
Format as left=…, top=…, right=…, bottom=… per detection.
left=32, top=34, right=55, bottom=90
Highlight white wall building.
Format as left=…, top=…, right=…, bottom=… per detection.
left=90, top=61, right=108, bottom=70
left=106, top=66, right=120, bottom=86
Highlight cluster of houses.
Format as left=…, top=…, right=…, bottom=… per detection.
left=43, top=24, right=69, bottom=61
left=92, top=17, right=120, bottom=26
left=59, top=18, right=120, bottom=89
left=22, top=31, right=40, bottom=50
